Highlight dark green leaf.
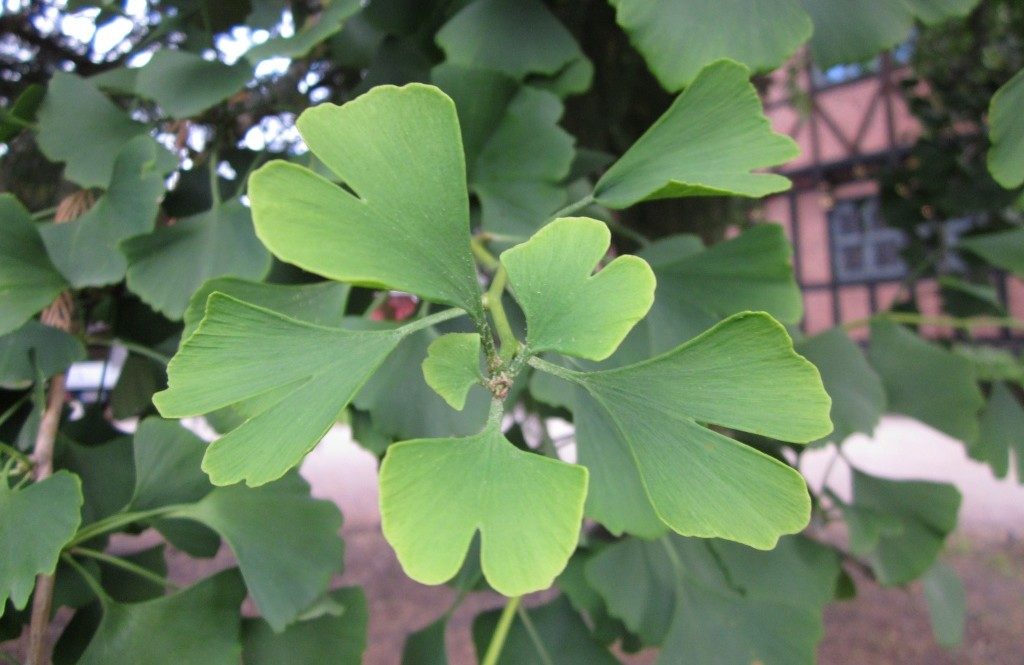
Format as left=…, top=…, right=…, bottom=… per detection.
left=122, top=198, right=272, bottom=319
left=0, top=321, right=84, bottom=389
left=0, top=193, right=68, bottom=336
left=0, top=471, right=83, bottom=616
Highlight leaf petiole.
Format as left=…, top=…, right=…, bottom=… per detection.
left=842, top=311, right=1024, bottom=333
left=67, top=506, right=184, bottom=547
left=71, top=547, right=179, bottom=591
left=481, top=595, right=521, bottom=665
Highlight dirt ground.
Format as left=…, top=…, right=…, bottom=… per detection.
left=338, top=523, right=1024, bottom=665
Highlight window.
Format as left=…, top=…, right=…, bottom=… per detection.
left=829, top=197, right=909, bottom=283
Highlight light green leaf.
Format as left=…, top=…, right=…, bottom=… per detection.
left=0, top=320, right=84, bottom=389
left=593, top=60, right=798, bottom=208
left=534, top=312, right=831, bottom=548
left=471, top=596, right=618, bottom=664
left=959, top=227, right=1024, bottom=277
left=248, top=84, right=483, bottom=319
left=77, top=569, right=245, bottom=665
left=0, top=471, right=83, bottom=616
left=129, top=417, right=211, bottom=511
left=802, top=0, right=979, bottom=68
left=433, top=65, right=575, bottom=236
left=868, top=319, right=984, bottom=444
left=987, top=68, right=1024, bottom=188
left=436, top=0, right=592, bottom=95
left=797, top=328, right=886, bottom=444
left=171, top=473, right=344, bottom=631
left=608, top=0, right=812, bottom=90
left=846, top=470, right=961, bottom=585
left=154, top=294, right=445, bottom=486
left=922, top=560, right=966, bottom=648
left=0, top=194, right=68, bottom=336
left=354, top=325, right=491, bottom=441
left=98, top=50, right=252, bottom=119
left=245, top=0, right=361, bottom=62
left=122, top=198, right=272, bottom=319
left=40, top=136, right=167, bottom=287
left=973, top=381, right=1024, bottom=481
left=242, top=587, right=368, bottom=664
left=422, top=333, right=482, bottom=410
left=182, top=278, right=349, bottom=340
left=502, top=217, right=655, bottom=360
left=35, top=73, right=173, bottom=188
left=380, top=414, right=587, bottom=596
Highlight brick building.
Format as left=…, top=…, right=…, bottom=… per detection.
left=760, top=51, right=1024, bottom=341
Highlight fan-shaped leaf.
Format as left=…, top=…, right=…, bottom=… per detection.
left=0, top=194, right=67, bottom=336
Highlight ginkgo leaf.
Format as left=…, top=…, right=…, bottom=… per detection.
left=182, top=278, right=349, bottom=340
left=242, top=587, right=368, bottom=664
left=379, top=410, right=588, bottom=596
left=0, top=194, right=67, bottom=336
left=40, top=135, right=167, bottom=288
left=922, top=561, right=966, bottom=648
left=472, top=596, right=617, bottom=664
left=844, top=471, right=961, bottom=585
left=972, top=382, right=1024, bottom=481
left=248, top=84, right=483, bottom=320
left=35, top=73, right=174, bottom=188
left=76, top=569, right=246, bottom=665
left=959, top=227, right=1024, bottom=277
left=421, top=333, right=483, bottom=410
left=354, top=325, right=491, bottom=441
left=531, top=312, right=831, bottom=548
left=154, top=293, right=462, bottom=486
left=620, top=224, right=802, bottom=357
left=593, top=60, right=798, bottom=208
left=0, top=320, right=84, bottom=389
left=171, top=473, right=344, bottom=631
left=608, top=0, right=812, bottom=90
left=987, top=68, right=1024, bottom=189
left=436, top=0, right=592, bottom=95
left=0, top=471, right=83, bottom=616
left=245, top=0, right=361, bottom=62
left=797, top=328, right=886, bottom=444
left=502, top=217, right=655, bottom=360
left=868, top=319, right=983, bottom=444
left=433, top=65, right=575, bottom=236
left=94, top=50, right=252, bottom=119
left=584, top=535, right=835, bottom=661
left=802, top=0, right=980, bottom=69
left=128, top=417, right=212, bottom=512
left=122, top=198, right=272, bottom=319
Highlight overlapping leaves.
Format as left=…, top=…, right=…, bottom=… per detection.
left=532, top=312, right=832, bottom=548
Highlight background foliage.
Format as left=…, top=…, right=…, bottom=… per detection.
left=1, top=0, right=1022, bottom=663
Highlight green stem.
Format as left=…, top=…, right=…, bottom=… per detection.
left=363, top=291, right=390, bottom=319
left=30, top=205, right=57, bottom=220
left=398, top=308, right=467, bottom=336
left=549, top=194, right=594, bottom=221
left=841, top=311, right=1024, bottom=333
left=60, top=553, right=107, bottom=602
left=86, top=336, right=171, bottom=365
left=527, top=356, right=582, bottom=382
left=0, top=392, right=30, bottom=431
left=471, top=236, right=500, bottom=272
left=481, top=596, right=521, bottom=665
left=0, top=440, right=31, bottom=468
left=485, top=267, right=518, bottom=361
left=605, top=217, right=651, bottom=247
left=71, top=547, right=179, bottom=591
left=208, top=148, right=221, bottom=206
left=517, top=604, right=554, bottom=665
left=0, top=109, right=37, bottom=132
left=68, top=506, right=181, bottom=547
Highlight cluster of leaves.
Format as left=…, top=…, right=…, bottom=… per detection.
left=1, top=0, right=1022, bottom=662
